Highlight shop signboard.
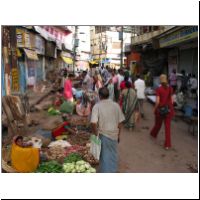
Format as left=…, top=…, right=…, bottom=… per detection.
left=159, top=26, right=198, bottom=48
left=25, top=31, right=31, bottom=48
left=16, top=28, right=25, bottom=47
left=11, top=47, right=18, bottom=71
left=24, top=49, right=38, bottom=60
left=11, top=68, right=19, bottom=91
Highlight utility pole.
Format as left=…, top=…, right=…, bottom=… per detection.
left=120, top=26, right=124, bottom=69
left=73, top=26, right=78, bottom=74
left=98, top=26, right=102, bottom=68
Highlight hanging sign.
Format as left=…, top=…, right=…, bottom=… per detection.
left=16, top=28, right=25, bottom=47
left=25, top=31, right=31, bottom=48
left=159, top=26, right=198, bottom=48
left=11, top=68, right=19, bottom=91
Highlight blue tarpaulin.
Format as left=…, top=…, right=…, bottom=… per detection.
left=19, top=61, right=27, bottom=93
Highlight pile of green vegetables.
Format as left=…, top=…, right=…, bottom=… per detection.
left=35, top=160, right=63, bottom=173
left=48, top=107, right=61, bottom=115
left=63, top=160, right=96, bottom=173
left=35, top=153, right=96, bottom=173
left=63, top=153, right=82, bottom=163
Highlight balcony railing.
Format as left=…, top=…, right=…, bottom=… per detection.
left=131, top=26, right=175, bottom=45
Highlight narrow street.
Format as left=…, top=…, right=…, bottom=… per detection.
left=1, top=26, right=199, bottom=173
left=118, top=101, right=198, bottom=173
left=0, top=3, right=199, bottom=199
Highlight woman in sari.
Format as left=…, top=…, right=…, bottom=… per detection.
left=121, top=81, right=138, bottom=128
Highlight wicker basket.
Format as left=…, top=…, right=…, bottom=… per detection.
left=2, top=159, right=17, bottom=173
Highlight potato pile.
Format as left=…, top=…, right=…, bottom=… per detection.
left=46, top=146, right=66, bottom=161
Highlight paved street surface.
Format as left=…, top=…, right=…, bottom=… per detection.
left=118, top=101, right=198, bottom=173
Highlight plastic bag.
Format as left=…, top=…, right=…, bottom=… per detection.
left=11, top=143, right=40, bottom=173
left=89, top=135, right=101, bottom=161
left=60, top=101, right=74, bottom=114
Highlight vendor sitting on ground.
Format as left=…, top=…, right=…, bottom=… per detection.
left=14, top=136, right=33, bottom=148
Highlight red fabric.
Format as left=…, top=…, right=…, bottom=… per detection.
left=64, top=79, right=73, bottom=100
left=52, top=122, right=69, bottom=138
left=150, top=114, right=171, bottom=148
left=120, top=81, right=126, bottom=90
left=155, top=85, right=174, bottom=117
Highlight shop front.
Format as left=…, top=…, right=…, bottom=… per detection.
left=45, top=41, right=57, bottom=81
left=158, top=26, right=198, bottom=75
left=24, top=48, right=39, bottom=88
left=60, top=51, right=73, bottom=70
left=35, top=35, right=45, bottom=82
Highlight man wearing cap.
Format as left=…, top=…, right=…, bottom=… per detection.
left=150, top=74, right=174, bottom=150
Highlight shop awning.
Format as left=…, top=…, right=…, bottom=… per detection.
left=24, top=49, right=38, bottom=60
left=62, top=56, right=73, bottom=64
left=16, top=48, right=22, bottom=57
left=89, top=61, right=99, bottom=65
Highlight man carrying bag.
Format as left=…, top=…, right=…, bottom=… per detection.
left=90, top=87, right=125, bottom=173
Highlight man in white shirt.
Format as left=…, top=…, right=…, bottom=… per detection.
left=189, top=74, right=198, bottom=98
left=82, top=71, right=93, bottom=91
left=90, top=87, right=125, bottom=173
left=134, top=74, right=146, bottom=118
left=117, top=69, right=124, bottom=90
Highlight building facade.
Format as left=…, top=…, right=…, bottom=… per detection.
left=75, top=26, right=91, bottom=71
left=126, top=25, right=198, bottom=87
left=90, top=26, right=131, bottom=69
left=1, top=25, right=74, bottom=95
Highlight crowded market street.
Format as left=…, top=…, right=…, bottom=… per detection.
left=1, top=25, right=198, bottom=174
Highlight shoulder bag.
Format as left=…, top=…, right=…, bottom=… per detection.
left=158, top=87, right=171, bottom=117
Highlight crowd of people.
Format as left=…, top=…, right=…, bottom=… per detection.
left=59, top=65, right=197, bottom=173
left=169, top=69, right=198, bottom=98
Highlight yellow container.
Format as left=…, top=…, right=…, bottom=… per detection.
left=11, top=143, right=40, bottom=173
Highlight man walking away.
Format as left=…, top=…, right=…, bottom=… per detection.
left=134, top=74, right=146, bottom=118
left=90, top=87, right=125, bottom=173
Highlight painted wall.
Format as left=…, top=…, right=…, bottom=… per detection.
left=126, top=52, right=141, bottom=68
